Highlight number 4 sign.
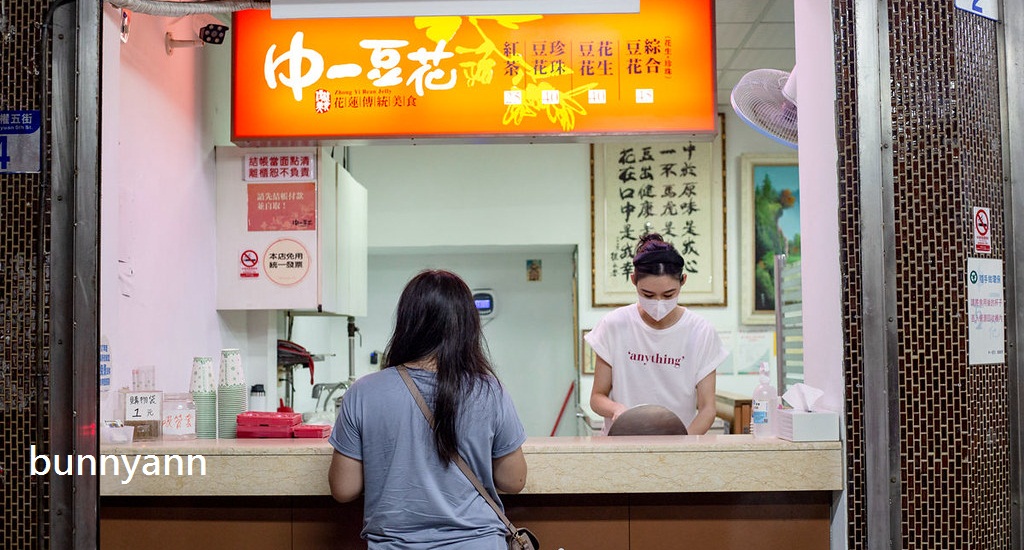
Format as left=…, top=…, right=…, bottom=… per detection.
left=955, top=0, right=999, bottom=21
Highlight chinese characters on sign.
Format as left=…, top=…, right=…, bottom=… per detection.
left=264, top=238, right=311, bottom=286
left=232, top=0, right=716, bottom=140
left=243, top=153, right=316, bottom=182
left=967, top=258, right=1005, bottom=365
left=592, top=131, right=725, bottom=306
left=162, top=409, right=196, bottom=437
left=247, top=182, right=317, bottom=231
left=0, top=110, right=42, bottom=173
left=125, top=392, right=163, bottom=421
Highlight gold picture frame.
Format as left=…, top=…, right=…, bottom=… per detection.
left=740, top=153, right=800, bottom=325
left=590, top=113, right=726, bottom=307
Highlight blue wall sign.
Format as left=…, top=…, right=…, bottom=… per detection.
left=0, top=110, right=42, bottom=174
left=954, top=0, right=999, bottom=21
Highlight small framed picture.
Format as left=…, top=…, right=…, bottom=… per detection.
left=580, top=329, right=596, bottom=374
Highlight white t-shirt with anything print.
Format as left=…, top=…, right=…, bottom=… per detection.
left=585, top=305, right=728, bottom=434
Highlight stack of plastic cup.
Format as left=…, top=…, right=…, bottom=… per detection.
left=190, top=356, right=217, bottom=439
left=217, top=349, right=248, bottom=439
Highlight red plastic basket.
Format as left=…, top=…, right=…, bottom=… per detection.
left=292, top=424, right=332, bottom=438
left=236, top=424, right=294, bottom=438
left=236, top=411, right=302, bottom=427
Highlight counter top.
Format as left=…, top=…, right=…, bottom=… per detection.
left=99, top=435, right=843, bottom=496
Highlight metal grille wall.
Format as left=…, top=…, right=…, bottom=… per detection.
left=835, top=1, right=1013, bottom=547
left=832, top=1, right=867, bottom=546
left=0, top=0, right=52, bottom=547
left=953, top=9, right=1011, bottom=548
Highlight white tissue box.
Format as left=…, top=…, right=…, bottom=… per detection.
left=776, top=409, right=839, bottom=441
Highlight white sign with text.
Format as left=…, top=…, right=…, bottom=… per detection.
left=967, top=257, right=1005, bottom=365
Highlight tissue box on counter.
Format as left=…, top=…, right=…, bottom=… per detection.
left=776, top=409, right=839, bottom=442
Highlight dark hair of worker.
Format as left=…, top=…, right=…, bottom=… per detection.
left=632, top=233, right=686, bottom=282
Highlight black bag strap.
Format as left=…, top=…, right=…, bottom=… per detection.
left=396, top=365, right=520, bottom=535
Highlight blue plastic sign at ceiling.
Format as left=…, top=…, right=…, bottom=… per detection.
left=0, top=110, right=42, bottom=174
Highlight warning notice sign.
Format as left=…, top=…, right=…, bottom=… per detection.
left=264, top=239, right=310, bottom=286
left=248, top=182, right=317, bottom=232
left=973, top=207, right=991, bottom=254
left=239, top=249, right=260, bottom=278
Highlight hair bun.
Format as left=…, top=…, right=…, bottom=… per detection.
left=639, top=233, right=665, bottom=245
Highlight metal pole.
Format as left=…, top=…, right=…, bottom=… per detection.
left=855, top=1, right=901, bottom=548
left=773, top=254, right=786, bottom=392
left=999, top=0, right=1024, bottom=545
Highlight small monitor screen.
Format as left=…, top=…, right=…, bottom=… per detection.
left=472, top=292, right=494, bottom=315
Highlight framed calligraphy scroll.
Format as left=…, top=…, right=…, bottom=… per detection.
left=740, top=154, right=800, bottom=325
left=591, top=114, right=726, bottom=307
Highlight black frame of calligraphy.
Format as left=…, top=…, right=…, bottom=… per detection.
left=739, top=153, right=800, bottom=325
left=589, top=113, right=727, bottom=307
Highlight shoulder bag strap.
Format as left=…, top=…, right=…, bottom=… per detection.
left=396, top=365, right=519, bottom=535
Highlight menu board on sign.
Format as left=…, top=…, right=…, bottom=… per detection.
left=231, top=0, right=716, bottom=141
left=967, top=258, right=1005, bottom=365
left=591, top=120, right=725, bottom=306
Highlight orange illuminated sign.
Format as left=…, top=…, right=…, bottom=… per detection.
left=232, top=0, right=715, bottom=142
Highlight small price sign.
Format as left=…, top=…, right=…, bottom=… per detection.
left=125, top=391, right=163, bottom=421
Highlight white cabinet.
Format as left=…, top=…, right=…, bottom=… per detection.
left=215, top=146, right=366, bottom=315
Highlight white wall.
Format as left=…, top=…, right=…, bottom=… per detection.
left=289, top=248, right=578, bottom=436
left=100, top=8, right=220, bottom=398
left=794, top=0, right=844, bottom=415
left=793, top=1, right=845, bottom=548
left=100, top=9, right=268, bottom=419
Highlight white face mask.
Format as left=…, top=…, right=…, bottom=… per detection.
left=638, top=296, right=676, bottom=321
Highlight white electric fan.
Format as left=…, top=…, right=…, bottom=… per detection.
left=730, top=65, right=798, bottom=149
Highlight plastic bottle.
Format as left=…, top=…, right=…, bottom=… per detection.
left=751, top=362, right=778, bottom=438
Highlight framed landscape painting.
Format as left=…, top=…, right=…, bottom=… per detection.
left=740, top=154, right=800, bottom=325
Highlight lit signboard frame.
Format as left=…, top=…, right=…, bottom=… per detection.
left=232, top=0, right=716, bottom=143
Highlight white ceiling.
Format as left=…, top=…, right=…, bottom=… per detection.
left=715, top=0, right=795, bottom=105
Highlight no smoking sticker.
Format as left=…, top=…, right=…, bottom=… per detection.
left=973, top=207, right=991, bottom=254
left=239, top=249, right=260, bottom=278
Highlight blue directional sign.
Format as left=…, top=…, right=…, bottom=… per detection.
left=0, top=110, right=42, bottom=173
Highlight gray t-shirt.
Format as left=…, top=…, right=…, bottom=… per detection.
left=330, top=367, right=527, bottom=549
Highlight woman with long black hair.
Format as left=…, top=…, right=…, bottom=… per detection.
left=329, top=269, right=527, bottom=549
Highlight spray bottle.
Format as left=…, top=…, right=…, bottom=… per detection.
left=751, top=361, right=778, bottom=438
